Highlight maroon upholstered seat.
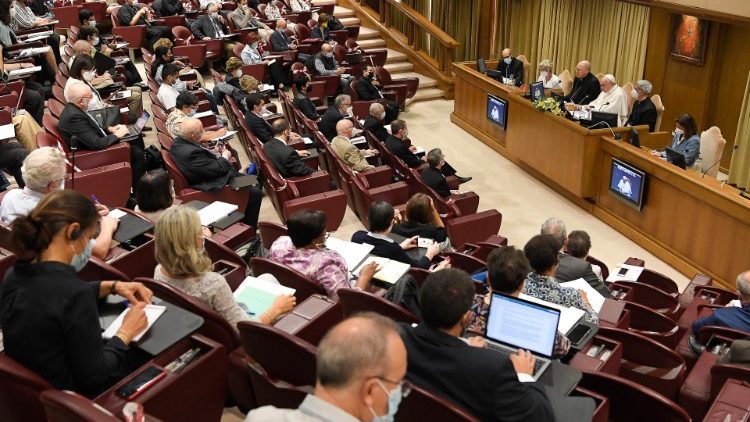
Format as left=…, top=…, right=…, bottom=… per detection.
left=337, top=288, right=419, bottom=324
left=0, top=354, right=53, bottom=422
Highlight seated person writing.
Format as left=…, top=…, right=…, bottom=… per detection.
left=262, top=117, right=313, bottom=178
left=692, top=271, right=750, bottom=335
left=536, top=59, right=561, bottom=89
left=166, top=91, right=228, bottom=141
left=154, top=206, right=295, bottom=330
left=245, top=92, right=289, bottom=143
left=0, top=190, right=152, bottom=397
left=330, top=119, right=376, bottom=172
left=363, top=102, right=390, bottom=143
left=168, top=117, right=262, bottom=227
left=310, top=13, right=334, bottom=42
left=650, top=113, right=700, bottom=167
left=625, top=80, right=657, bottom=132
left=355, top=64, right=400, bottom=123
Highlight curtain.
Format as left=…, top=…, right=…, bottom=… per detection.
left=494, top=0, right=649, bottom=84
left=430, top=0, right=481, bottom=62
left=728, top=70, right=750, bottom=189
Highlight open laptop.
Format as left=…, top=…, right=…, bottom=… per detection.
left=484, top=292, right=561, bottom=381
left=122, top=111, right=150, bottom=140
left=665, top=147, right=687, bottom=169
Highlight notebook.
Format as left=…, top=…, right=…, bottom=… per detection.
left=102, top=304, right=166, bottom=342
left=560, top=278, right=606, bottom=313
left=325, top=237, right=374, bottom=271
left=233, top=276, right=295, bottom=317
left=354, top=256, right=410, bottom=285
left=198, top=201, right=238, bottom=226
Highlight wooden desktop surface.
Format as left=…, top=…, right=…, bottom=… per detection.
left=451, top=61, right=750, bottom=289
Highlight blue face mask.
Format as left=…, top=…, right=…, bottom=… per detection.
left=369, top=380, right=402, bottom=422
left=70, top=239, right=96, bottom=272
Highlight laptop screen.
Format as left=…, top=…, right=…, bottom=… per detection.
left=486, top=293, right=560, bottom=358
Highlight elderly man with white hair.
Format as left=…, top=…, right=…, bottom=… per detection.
left=0, top=147, right=64, bottom=224
left=587, top=74, right=628, bottom=126
left=564, top=60, right=600, bottom=105
left=692, top=271, right=750, bottom=336
left=625, top=80, right=657, bottom=132
left=330, top=119, right=377, bottom=172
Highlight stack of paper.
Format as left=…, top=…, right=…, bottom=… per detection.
left=194, top=110, right=213, bottom=119
left=198, top=201, right=238, bottom=226
left=325, top=237, right=374, bottom=271
left=560, top=278, right=605, bottom=312
left=102, top=304, right=166, bottom=342
left=605, top=264, right=644, bottom=283
left=349, top=136, right=366, bottom=145
left=234, top=276, right=295, bottom=316
left=108, top=209, right=128, bottom=220
left=0, top=124, right=15, bottom=140
left=519, top=293, right=586, bottom=334
left=355, top=256, right=410, bottom=285
left=18, top=46, right=50, bottom=58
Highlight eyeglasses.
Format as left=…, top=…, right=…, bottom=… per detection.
left=375, top=376, right=412, bottom=398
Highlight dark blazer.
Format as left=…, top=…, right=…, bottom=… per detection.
left=244, top=111, right=275, bottom=143
left=421, top=166, right=450, bottom=198
left=555, top=253, right=611, bottom=298
left=293, top=90, right=319, bottom=120
left=152, top=0, right=184, bottom=16
left=117, top=4, right=146, bottom=26
left=566, top=73, right=600, bottom=105
left=351, top=231, right=431, bottom=269
left=310, top=25, right=331, bottom=41
left=400, top=323, right=553, bottom=422
left=392, top=220, right=447, bottom=243
left=319, top=106, right=343, bottom=141
left=30, top=0, right=50, bottom=16
left=355, top=76, right=382, bottom=101
left=269, top=29, right=292, bottom=52
left=496, top=57, right=525, bottom=86
left=364, top=115, right=389, bottom=143
left=626, top=96, right=657, bottom=132
left=385, top=135, right=421, bottom=168
left=263, top=138, right=314, bottom=178
left=169, top=137, right=235, bottom=191
left=191, top=14, right=229, bottom=39
left=58, top=103, right=119, bottom=151
left=0, top=261, right=129, bottom=398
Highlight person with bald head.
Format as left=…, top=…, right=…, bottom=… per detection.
left=58, top=83, right=146, bottom=185
left=169, top=117, right=263, bottom=226
left=564, top=60, right=600, bottom=105
left=247, top=312, right=409, bottom=422
left=496, top=47, right=525, bottom=87
left=270, top=19, right=297, bottom=52
left=313, top=43, right=354, bottom=95
left=363, top=102, right=389, bottom=143
left=587, top=74, right=628, bottom=125
left=331, top=119, right=377, bottom=172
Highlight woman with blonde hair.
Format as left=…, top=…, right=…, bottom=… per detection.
left=536, top=59, right=561, bottom=89
left=154, top=207, right=295, bottom=330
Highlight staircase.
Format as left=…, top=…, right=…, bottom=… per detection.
left=311, top=0, right=446, bottom=106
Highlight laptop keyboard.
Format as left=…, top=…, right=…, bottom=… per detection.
left=487, top=343, right=545, bottom=376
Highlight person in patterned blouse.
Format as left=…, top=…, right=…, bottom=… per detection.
left=522, top=235, right=598, bottom=323
left=468, top=246, right=571, bottom=358
left=269, top=209, right=378, bottom=299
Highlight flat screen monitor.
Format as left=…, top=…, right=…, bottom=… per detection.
left=487, top=94, right=507, bottom=130
left=665, top=147, right=687, bottom=170
left=530, top=81, right=545, bottom=101
left=609, top=158, right=646, bottom=210
left=590, top=111, right=618, bottom=129
left=629, top=127, right=641, bottom=148
left=477, top=57, right=487, bottom=74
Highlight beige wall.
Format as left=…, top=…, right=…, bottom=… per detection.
left=652, top=0, right=750, bottom=19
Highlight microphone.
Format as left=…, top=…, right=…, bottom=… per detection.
left=598, top=102, right=610, bottom=110
left=701, top=156, right=724, bottom=178
left=572, top=95, right=589, bottom=107
left=70, top=135, right=79, bottom=189
left=587, top=120, right=621, bottom=140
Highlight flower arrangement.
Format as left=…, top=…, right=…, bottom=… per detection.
left=533, top=97, right=564, bottom=116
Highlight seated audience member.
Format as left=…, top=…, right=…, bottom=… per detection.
left=269, top=210, right=378, bottom=298
left=625, top=80, right=657, bottom=132
left=232, top=0, right=272, bottom=42
left=133, top=169, right=175, bottom=222
left=351, top=201, right=440, bottom=270
left=692, top=271, right=750, bottom=335
left=540, top=218, right=610, bottom=297
left=421, top=148, right=472, bottom=198
left=0, top=190, right=152, bottom=398
left=355, top=65, right=400, bottom=123
left=537, top=59, right=561, bottom=89
left=496, top=48, right=524, bottom=86
left=0, top=45, right=44, bottom=125
left=152, top=0, right=183, bottom=17
left=293, top=75, right=320, bottom=121
left=223, top=57, right=244, bottom=90
left=385, top=119, right=422, bottom=167
left=244, top=92, right=277, bottom=143
left=523, top=234, right=598, bottom=323
left=10, top=0, right=62, bottom=64
left=587, top=74, right=628, bottom=125
left=154, top=206, right=295, bottom=329
left=564, top=60, right=600, bottom=105
left=240, top=32, right=287, bottom=90
left=263, top=118, right=315, bottom=178
left=191, top=3, right=236, bottom=58
left=330, top=119, right=377, bottom=172
left=650, top=113, right=700, bottom=167
left=400, top=268, right=554, bottom=421
left=167, top=91, right=227, bottom=141
left=117, top=0, right=172, bottom=50
left=310, top=13, right=335, bottom=42
left=269, top=19, right=296, bottom=52
left=468, top=246, right=571, bottom=359
left=79, top=8, right=95, bottom=26
left=319, top=94, right=352, bottom=140
left=169, top=117, right=263, bottom=227
left=78, top=25, right=146, bottom=89
left=59, top=84, right=146, bottom=186
left=313, top=43, right=354, bottom=95
left=392, top=193, right=448, bottom=249
left=289, top=0, right=311, bottom=13
left=151, top=43, right=200, bottom=85
left=247, top=313, right=408, bottom=421
left=157, top=63, right=183, bottom=111
left=2, top=0, right=58, bottom=81
left=235, top=75, right=277, bottom=115
left=363, top=102, right=390, bottom=143
left=565, top=230, right=603, bottom=282
left=263, top=2, right=282, bottom=20
left=70, top=40, right=119, bottom=89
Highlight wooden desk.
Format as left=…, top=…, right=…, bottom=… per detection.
left=451, top=61, right=750, bottom=288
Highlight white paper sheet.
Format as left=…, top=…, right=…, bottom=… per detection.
left=325, top=237, right=374, bottom=271
left=102, top=304, right=166, bottom=342
left=560, top=278, right=605, bottom=312
left=605, top=263, right=644, bottom=283
left=197, top=201, right=238, bottom=226
left=355, top=256, right=410, bottom=285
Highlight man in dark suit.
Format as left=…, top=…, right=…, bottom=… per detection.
left=625, top=79, right=657, bottom=132
left=269, top=19, right=295, bottom=52
left=564, top=60, right=600, bottom=105
left=244, top=93, right=275, bottom=143
left=310, top=16, right=332, bottom=42
left=496, top=48, right=524, bottom=87
left=292, top=75, right=320, bottom=121
left=152, top=0, right=184, bottom=16
left=693, top=271, right=750, bottom=335
left=58, top=84, right=145, bottom=188
left=169, top=117, right=262, bottom=226
left=263, top=118, right=315, bottom=178
left=420, top=148, right=453, bottom=198
left=319, top=94, right=351, bottom=141
left=400, top=268, right=554, bottom=421
left=355, top=65, right=399, bottom=123
left=364, top=103, right=389, bottom=143
left=191, top=3, right=236, bottom=59
left=117, top=0, right=172, bottom=50
left=540, top=218, right=611, bottom=298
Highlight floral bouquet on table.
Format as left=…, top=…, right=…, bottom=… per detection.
left=533, top=97, right=564, bottom=116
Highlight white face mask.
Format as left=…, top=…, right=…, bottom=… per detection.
left=233, top=69, right=242, bottom=78
left=89, top=20, right=96, bottom=27
left=92, top=36, right=100, bottom=46
left=83, top=70, right=96, bottom=81
left=539, top=70, right=548, bottom=79
left=379, top=112, right=386, bottom=121
left=210, top=12, right=219, bottom=18
left=631, top=89, right=638, bottom=99
left=674, top=127, right=684, bottom=136
left=345, top=106, right=353, bottom=116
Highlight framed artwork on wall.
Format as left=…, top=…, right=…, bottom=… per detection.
left=669, top=14, right=710, bottom=65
